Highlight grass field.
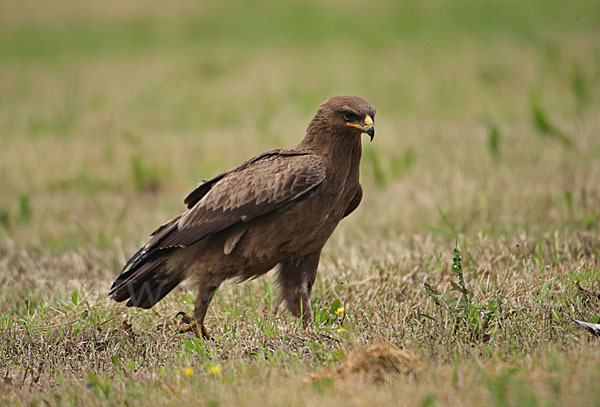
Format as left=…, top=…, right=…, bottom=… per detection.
left=1, top=0, right=600, bottom=405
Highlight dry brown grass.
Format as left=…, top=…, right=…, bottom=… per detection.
left=307, top=343, right=419, bottom=383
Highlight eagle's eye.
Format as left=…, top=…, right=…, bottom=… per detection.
left=342, top=110, right=359, bottom=123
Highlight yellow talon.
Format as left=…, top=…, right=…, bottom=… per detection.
left=176, top=312, right=210, bottom=339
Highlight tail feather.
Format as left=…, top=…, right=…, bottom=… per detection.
left=119, top=247, right=145, bottom=278
left=109, top=247, right=183, bottom=308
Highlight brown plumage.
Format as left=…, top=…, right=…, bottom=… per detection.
left=109, top=95, right=376, bottom=337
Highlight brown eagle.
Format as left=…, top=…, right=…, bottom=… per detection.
left=109, top=96, right=375, bottom=338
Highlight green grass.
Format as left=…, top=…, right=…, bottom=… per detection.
left=1, top=0, right=600, bottom=405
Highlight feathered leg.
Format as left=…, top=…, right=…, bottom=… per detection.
left=178, top=284, right=218, bottom=339
left=276, top=250, right=321, bottom=327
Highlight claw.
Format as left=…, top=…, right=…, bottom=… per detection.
left=201, top=324, right=211, bottom=339
left=176, top=311, right=194, bottom=324
left=179, top=320, right=202, bottom=338
left=175, top=312, right=211, bottom=339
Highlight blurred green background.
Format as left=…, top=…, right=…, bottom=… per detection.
left=1, top=0, right=599, bottom=251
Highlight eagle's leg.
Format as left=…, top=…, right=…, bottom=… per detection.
left=177, top=285, right=218, bottom=339
left=276, top=250, right=321, bottom=327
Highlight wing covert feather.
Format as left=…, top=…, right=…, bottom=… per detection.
left=149, top=151, right=325, bottom=251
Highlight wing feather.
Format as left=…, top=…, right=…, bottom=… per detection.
left=183, top=149, right=305, bottom=209
left=145, top=149, right=325, bottom=253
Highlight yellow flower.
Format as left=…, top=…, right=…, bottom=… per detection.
left=337, top=327, right=344, bottom=333
left=183, top=367, right=194, bottom=377
left=335, top=306, right=345, bottom=315
left=209, top=365, right=223, bottom=375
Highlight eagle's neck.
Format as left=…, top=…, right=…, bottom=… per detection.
left=299, top=115, right=362, bottom=160
left=299, top=117, right=362, bottom=194
left=300, top=110, right=330, bottom=148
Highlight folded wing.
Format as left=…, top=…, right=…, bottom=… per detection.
left=152, top=149, right=326, bottom=250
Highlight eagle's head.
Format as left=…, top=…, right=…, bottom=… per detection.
left=312, top=96, right=376, bottom=141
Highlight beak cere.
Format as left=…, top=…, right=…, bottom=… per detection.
left=346, top=114, right=375, bottom=141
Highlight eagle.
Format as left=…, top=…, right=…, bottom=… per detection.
left=109, top=96, right=376, bottom=338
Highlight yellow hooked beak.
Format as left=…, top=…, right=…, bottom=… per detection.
left=346, top=115, right=375, bottom=140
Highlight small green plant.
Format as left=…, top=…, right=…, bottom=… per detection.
left=424, top=245, right=501, bottom=341
left=571, top=63, right=589, bottom=109
left=530, top=94, right=573, bottom=147
left=310, top=298, right=346, bottom=333
left=18, top=194, right=32, bottom=225
left=56, top=290, right=79, bottom=312
left=182, top=336, right=210, bottom=358
left=486, top=121, right=501, bottom=158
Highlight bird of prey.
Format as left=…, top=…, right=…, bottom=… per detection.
left=109, top=96, right=376, bottom=338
